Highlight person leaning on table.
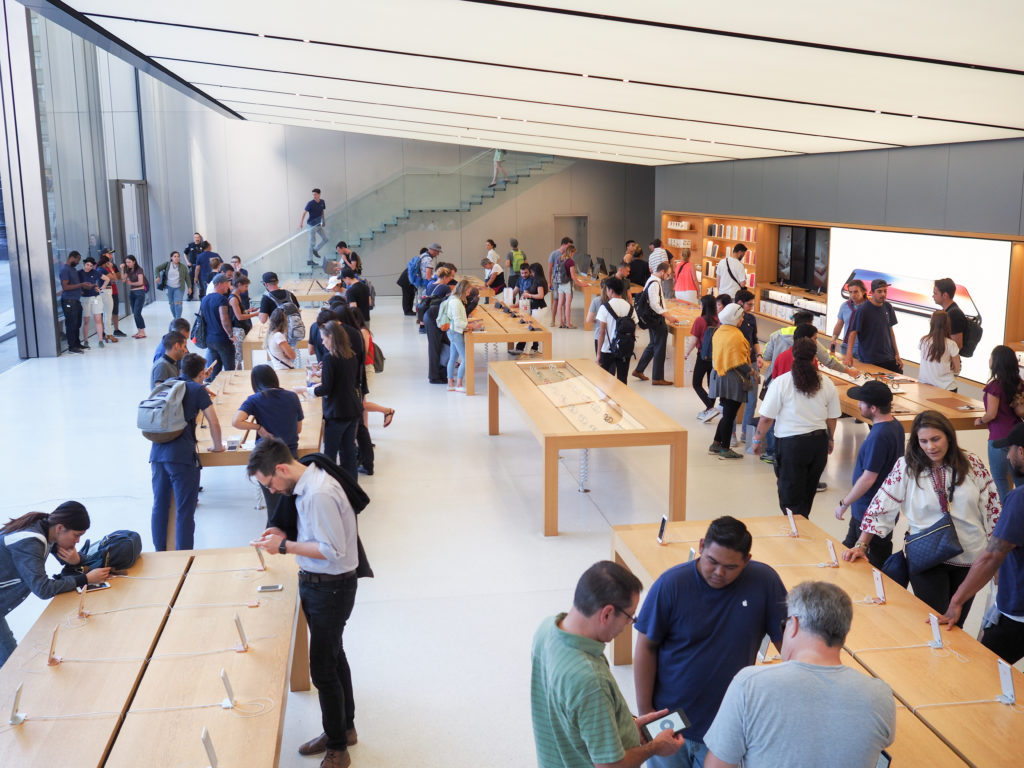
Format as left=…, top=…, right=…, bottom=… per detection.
left=0, top=501, right=111, bottom=667
left=843, top=410, right=1001, bottom=626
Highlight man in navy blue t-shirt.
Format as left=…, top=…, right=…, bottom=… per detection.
left=634, top=516, right=787, bottom=768
left=299, top=187, right=328, bottom=266
left=200, top=274, right=234, bottom=381
left=941, top=423, right=1024, bottom=663
left=58, top=250, right=88, bottom=353
left=193, top=241, right=217, bottom=300
left=836, top=380, right=906, bottom=569
left=844, top=278, right=902, bottom=373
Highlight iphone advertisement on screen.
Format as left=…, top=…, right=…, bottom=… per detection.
left=826, top=228, right=1010, bottom=383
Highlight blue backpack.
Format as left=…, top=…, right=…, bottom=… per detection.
left=407, top=255, right=428, bottom=289
left=60, top=530, right=143, bottom=574
left=700, top=324, right=718, bottom=362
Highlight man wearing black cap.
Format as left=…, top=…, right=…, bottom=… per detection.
left=259, top=272, right=300, bottom=324
left=835, top=380, right=906, bottom=569
left=341, top=267, right=371, bottom=324
left=939, top=423, right=1024, bottom=664
left=844, top=279, right=902, bottom=373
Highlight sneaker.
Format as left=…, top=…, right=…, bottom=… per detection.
left=816, top=482, right=828, bottom=492
left=98, top=339, right=105, bottom=348
left=760, top=453, right=775, bottom=465
left=113, top=329, right=127, bottom=337
left=508, top=349, right=523, bottom=356
left=713, top=405, right=723, bottom=417
left=68, top=348, right=85, bottom=354
left=718, top=448, right=744, bottom=460
left=730, top=435, right=740, bottom=448
left=81, top=342, right=91, bottom=349
left=707, top=443, right=723, bottom=456
left=696, top=408, right=711, bottom=421
left=455, top=385, right=467, bottom=393
left=697, top=408, right=718, bottom=423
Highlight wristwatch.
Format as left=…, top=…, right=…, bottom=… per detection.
left=278, top=539, right=288, bottom=555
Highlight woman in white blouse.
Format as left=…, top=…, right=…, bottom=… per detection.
left=264, top=308, right=296, bottom=370
left=844, top=410, right=1000, bottom=626
left=917, top=311, right=961, bottom=391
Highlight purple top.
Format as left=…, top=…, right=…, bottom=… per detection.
left=983, top=380, right=1021, bottom=441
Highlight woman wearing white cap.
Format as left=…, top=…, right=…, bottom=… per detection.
left=708, top=303, right=751, bottom=459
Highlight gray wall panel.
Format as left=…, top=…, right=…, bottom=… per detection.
left=836, top=150, right=888, bottom=226
left=731, top=159, right=764, bottom=217
left=946, top=141, right=1024, bottom=235
left=760, top=156, right=798, bottom=219
left=795, top=154, right=839, bottom=223
left=885, top=144, right=949, bottom=230
left=704, top=163, right=734, bottom=214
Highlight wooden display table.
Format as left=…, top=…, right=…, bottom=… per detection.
left=462, top=274, right=495, bottom=298
left=463, top=303, right=552, bottom=396
left=0, top=547, right=306, bottom=767
left=663, top=299, right=701, bottom=387
left=822, top=363, right=985, bottom=431
left=578, top=276, right=642, bottom=330
left=279, top=279, right=333, bottom=304
left=488, top=358, right=686, bottom=535
left=610, top=516, right=1023, bottom=768
left=241, top=307, right=319, bottom=369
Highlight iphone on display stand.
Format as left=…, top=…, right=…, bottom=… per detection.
left=657, top=515, right=668, bottom=544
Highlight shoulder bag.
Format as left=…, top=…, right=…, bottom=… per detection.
left=903, top=466, right=964, bottom=575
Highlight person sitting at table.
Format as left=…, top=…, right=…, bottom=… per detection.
left=264, top=308, right=297, bottom=370
left=917, top=311, right=961, bottom=391
left=844, top=410, right=1001, bottom=626
left=977, top=345, right=1024, bottom=503
left=481, top=255, right=505, bottom=296
left=0, top=501, right=112, bottom=667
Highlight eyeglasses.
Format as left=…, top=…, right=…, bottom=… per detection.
left=256, top=469, right=278, bottom=491
left=615, top=606, right=638, bottom=625
left=780, top=614, right=799, bottom=635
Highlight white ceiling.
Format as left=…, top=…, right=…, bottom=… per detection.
left=47, top=0, right=1024, bottom=165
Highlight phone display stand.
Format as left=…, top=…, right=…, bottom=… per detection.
left=77, top=589, right=89, bottom=619
left=254, top=545, right=266, bottom=572
left=927, top=614, right=944, bottom=649
left=220, top=668, right=236, bottom=709
left=8, top=683, right=25, bottom=726
left=47, top=625, right=62, bottom=666
left=233, top=614, right=249, bottom=653
left=786, top=510, right=799, bottom=538
left=201, top=726, right=219, bottom=768
left=997, top=659, right=1016, bottom=705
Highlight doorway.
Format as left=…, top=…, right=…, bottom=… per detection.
left=110, top=180, right=153, bottom=304
left=554, top=215, right=588, bottom=273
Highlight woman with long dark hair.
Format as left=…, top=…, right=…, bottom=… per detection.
left=753, top=338, right=841, bottom=517
left=691, top=294, right=719, bottom=420
left=264, top=307, right=297, bottom=370
left=977, top=345, right=1024, bottom=501
left=123, top=254, right=148, bottom=338
left=917, top=311, right=961, bottom=390
left=0, top=502, right=110, bottom=666
left=845, top=411, right=1000, bottom=625
left=310, top=321, right=363, bottom=478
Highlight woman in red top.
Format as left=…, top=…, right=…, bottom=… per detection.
left=673, top=251, right=698, bottom=304
left=691, top=294, right=719, bottom=420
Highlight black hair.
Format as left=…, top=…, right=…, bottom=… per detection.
left=572, top=561, right=642, bottom=618
left=83, top=256, right=96, bottom=265
left=905, top=411, right=970, bottom=500
left=161, top=331, right=185, bottom=352
left=486, top=239, right=496, bottom=248
left=793, top=310, right=815, bottom=326
left=791, top=338, right=822, bottom=396
left=181, top=353, right=206, bottom=380
left=316, top=308, right=339, bottom=327
left=733, top=243, right=748, bottom=255
left=990, top=345, right=1022, bottom=405
left=734, top=289, right=755, bottom=304
left=793, top=324, right=817, bottom=341
left=934, top=278, right=956, bottom=300
left=0, top=501, right=90, bottom=536
left=169, top=318, right=190, bottom=335
left=250, top=364, right=280, bottom=393
left=560, top=236, right=573, bottom=246
left=704, top=516, right=752, bottom=557
left=247, top=437, right=293, bottom=479
left=605, top=276, right=624, bottom=295
left=650, top=238, right=662, bottom=248
left=68, top=250, right=82, bottom=260
left=716, top=293, right=732, bottom=307
left=700, top=294, right=718, bottom=323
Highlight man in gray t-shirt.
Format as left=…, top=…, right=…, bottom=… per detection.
left=703, top=581, right=894, bottom=768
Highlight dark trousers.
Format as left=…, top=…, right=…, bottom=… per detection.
left=981, top=613, right=1024, bottom=664
left=634, top=320, right=667, bottom=380
left=205, top=338, right=236, bottom=381
left=356, top=421, right=374, bottom=473
left=871, top=358, right=903, bottom=374
left=150, top=460, right=201, bottom=550
left=401, top=282, right=416, bottom=315
left=692, top=357, right=715, bottom=409
left=774, top=430, right=829, bottom=517
left=425, top=307, right=448, bottom=382
left=713, top=398, right=742, bottom=446
left=843, top=515, right=894, bottom=570
left=301, top=576, right=358, bottom=751
left=130, top=289, right=146, bottom=329
left=599, top=352, right=629, bottom=383
left=324, top=417, right=359, bottom=479
left=196, top=278, right=207, bottom=299
left=60, top=298, right=83, bottom=350
left=910, top=562, right=973, bottom=627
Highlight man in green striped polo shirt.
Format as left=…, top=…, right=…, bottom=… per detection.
left=531, top=561, right=685, bottom=768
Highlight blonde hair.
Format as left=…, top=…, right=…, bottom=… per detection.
left=435, top=266, right=453, bottom=281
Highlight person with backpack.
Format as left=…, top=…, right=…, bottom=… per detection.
left=631, top=261, right=673, bottom=386
left=505, top=237, right=526, bottom=274
left=595, top=277, right=638, bottom=383
left=932, top=277, right=969, bottom=352
left=0, top=501, right=112, bottom=667
left=258, top=271, right=300, bottom=323
left=265, top=308, right=298, bottom=370
left=692, top=294, right=720, bottom=421
left=150, top=352, right=224, bottom=551
left=309, top=320, right=364, bottom=479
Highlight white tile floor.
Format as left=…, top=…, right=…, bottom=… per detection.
left=0, top=294, right=996, bottom=766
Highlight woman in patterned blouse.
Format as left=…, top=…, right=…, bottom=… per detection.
left=844, top=410, right=1001, bottom=626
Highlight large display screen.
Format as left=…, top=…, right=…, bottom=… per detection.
left=827, top=228, right=1010, bottom=383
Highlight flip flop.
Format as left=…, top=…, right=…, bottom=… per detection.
left=383, top=409, right=395, bottom=428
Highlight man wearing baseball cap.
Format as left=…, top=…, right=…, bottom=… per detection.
left=835, top=380, right=906, bottom=568
left=939, top=422, right=1024, bottom=664
left=844, top=279, right=902, bottom=372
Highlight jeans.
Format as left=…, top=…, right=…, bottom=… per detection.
left=60, top=297, right=83, bottom=350
left=774, top=430, right=829, bottom=517
left=301, top=575, right=358, bottom=751
left=307, top=222, right=328, bottom=262
left=324, top=418, right=359, bottom=479
left=692, top=357, right=714, bottom=410
left=447, top=329, right=467, bottom=381
left=0, top=616, right=17, bottom=669
left=988, top=440, right=1022, bottom=503
left=741, top=379, right=759, bottom=430
left=599, top=351, right=629, bottom=383
left=205, top=338, right=236, bottom=381
left=910, top=562, right=973, bottom=628
left=635, top=319, right=668, bottom=380
left=649, top=738, right=708, bottom=768
left=130, top=289, right=146, bottom=330
left=166, top=286, right=185, bottom=319
left=150, top=460, right=201, bottom=551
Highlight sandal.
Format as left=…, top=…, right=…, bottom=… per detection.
left=383, top=409, right=395, bottom=428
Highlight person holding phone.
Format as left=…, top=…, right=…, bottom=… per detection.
left=0, top=501, right=111, bottom=667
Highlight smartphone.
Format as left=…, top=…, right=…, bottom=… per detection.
left=77, top=582, right=110, bottom=593
left=257, top=584, right=283, bottom=593
left=875, top=749, right=892, bottom=768
left=657, top=515, right=668, bottom=545
left=642, top=709, right=691, bottom=741
left=841, top=268, right=980, bottom=321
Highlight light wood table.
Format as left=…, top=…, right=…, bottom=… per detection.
left=241, top=307, right=319, bottom=369
left=463, top=302, right=552, bottom=396
left=578, top=276, right=642, bottom=330
left=279, top=278, right=333, bottom=304
left=488, top=358, right=686, bottom=535
left=823, top=363, right=985, bottom=431
left=106, top=548, right=304, bottom=768
left=663, top=299, right=701, bottom=387
left=462, top=274, right=495, bottom=298
left=610, top=516, right=1024, bottom=767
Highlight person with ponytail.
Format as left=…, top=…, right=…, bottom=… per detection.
left=0, top=501, right=110, bottom=666
left=753, top=338, right=841, bottom=518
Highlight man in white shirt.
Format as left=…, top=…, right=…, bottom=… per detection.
left=596, top=277, right=638, bottom=383
left=704, top=581, right=894, bottom=768
left=250, top=439, right=360, bottom=768
left=716, top=244, right=747, bottom=297
left=648, top=239, right=673, bottom=299
left=631, top=261, right=673, bottom=386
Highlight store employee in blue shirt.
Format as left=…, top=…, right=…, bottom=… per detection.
left=634, top=516, right=787, bottom=768
left=58, top=250, right=88, bottom=353
left=844, top=278, right=902, bottom=373
left=941, top=422, right=1024, bottom=664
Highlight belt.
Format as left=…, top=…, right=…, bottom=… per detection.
left=298, top=569, right=357, bottom=583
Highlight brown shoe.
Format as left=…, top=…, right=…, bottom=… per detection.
left=652, top=379, right=674, bottom=386
left=631, top=370, right=649, bottom=381
left=321, top=749, right=351, bottom=768
left=299, top=733, right=328, bottom=756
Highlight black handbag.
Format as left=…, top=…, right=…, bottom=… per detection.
left=904, top=469, right=963, bottom=575
left=881, top=550, right=909, bottom=588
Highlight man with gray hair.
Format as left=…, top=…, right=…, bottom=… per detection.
left=703, top=581, right=894, bottom=768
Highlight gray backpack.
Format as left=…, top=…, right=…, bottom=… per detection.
left=269, top=290, right=306, bottom=346
left=138, top=379, right=187, bottom=443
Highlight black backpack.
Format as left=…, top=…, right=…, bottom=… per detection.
left=633, top=282, right=660, bottom=330
left=603, top=301, right=636, bottom=361
left=60, top=530, right=142, bottom=574
left=700, top=324, right=718, bottom=362
left=960, top=315, right=983, bottom=358
left=191, top=310, right=208, bottom=349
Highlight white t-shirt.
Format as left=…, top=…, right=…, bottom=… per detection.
left=167, top=265, right=180, bottom=288
left=717, top=255, right=747, bottom=296
left=267, top=331, right=294, bottom=370
left=594, top=297, right=637, bottom=354
left=917, top=337, right=959, bottom=390
left=484, top=262, right=503, bottom=284
left=486, top=248, right=500, bottom=265
left=759, top=370, right=841, bottom=438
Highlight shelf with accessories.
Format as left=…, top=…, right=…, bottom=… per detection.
left=757, top=284, right=828, bottom=332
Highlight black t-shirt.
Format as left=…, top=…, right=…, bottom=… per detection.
left=259, top=289, right=298, bottom=318
left=346, top=281, right=371, bottom=324
left=944, top=301, right=967, bottom=341
left=628, top=259, right=650, bottom=286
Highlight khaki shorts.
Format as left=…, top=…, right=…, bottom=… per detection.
left=81, top=295, right=103, bottom=316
